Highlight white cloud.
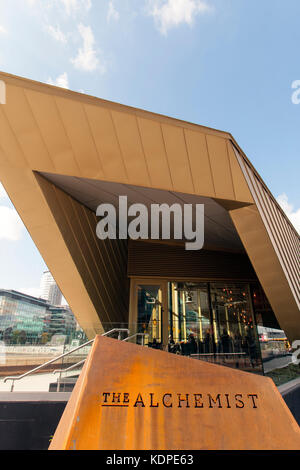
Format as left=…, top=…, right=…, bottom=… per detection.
left=148, top=0, right=212, bottom=35
left=45, top=24, right=68, bottom=43
left=107, top=1, right=120, bottom=23
left=26, top=0, right=92, bottom=16
left=60, top=0, right=92, bottom=16
left=0, top=25, right=7, bottom=34
left=277, top=193, right=300, bottom=234
left=0, top=206, right=24, bottom=241
left=71, top=23, right=104, bottom=73
left=47, top=72, right=69, bottom=89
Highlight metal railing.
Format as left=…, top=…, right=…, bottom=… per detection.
left=3, top=328, right=129, bottom=392
left=51, top=332, right=147, bottom=392
left=53, top=359, right=86, bottom=392
left=123, top=333, right=146, bottom=345
left=52, top=333, right=147, bottom=378
left=53, top=359, right=86, bottom=376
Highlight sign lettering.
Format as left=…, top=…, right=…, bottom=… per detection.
left=100, top=392, right=259, bottom=409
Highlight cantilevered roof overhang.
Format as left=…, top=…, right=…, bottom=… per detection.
left=0, top=71, right=299, bottom=340
left=39, top=173, right=246, bottom=253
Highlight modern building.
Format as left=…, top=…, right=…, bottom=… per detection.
left=0, top=71, right=299, bottom=377
left=0, top=289, right=77, bottom=344
left=0, top=289, right=49, bottom=344
left=47, top=305, right=77, bottom=339
left=40, top=270, right=63, bottom=306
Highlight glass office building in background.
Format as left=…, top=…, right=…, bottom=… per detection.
left=0, top=289, right=79, bottom=345
left=40, top=270, right=63, bottom=306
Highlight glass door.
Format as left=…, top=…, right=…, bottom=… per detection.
left=168, top=282, right=213, bottom=355
left=129, top=280, right=168, bottom=349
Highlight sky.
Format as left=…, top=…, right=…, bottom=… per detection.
left=0, top=0, right=299, bottom=298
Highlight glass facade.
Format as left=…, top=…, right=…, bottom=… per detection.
left=133, top=279, right=298, bottom=383
left=134, top=280, right=264, bottom=373
left=251, top=284, right=295, bottom=384
left=0, top=290, right=88, bottom=383
left=133, top=278, right=298, bottom=379
left=137, top=284, right=162, bottom=347
left=47, top=306, right=78, bottom=342
left=0, top=290, right=79, bottom=345
left=0, top=290, right=48, bottom=344
left=168, top=281, right=263, bottom=373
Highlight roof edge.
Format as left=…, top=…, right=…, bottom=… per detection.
left=229, top=138, right=300, bottom=239
left=0, top=70, right=231, bottom=140
left=1, top=70, right=297, bottom=238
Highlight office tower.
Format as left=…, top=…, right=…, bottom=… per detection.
left=40, top=270, right=62, bottom=306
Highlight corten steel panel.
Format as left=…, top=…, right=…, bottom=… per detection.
left=49, top=336, right=300, bottom=450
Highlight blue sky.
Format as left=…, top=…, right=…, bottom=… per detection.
left=0, top=0, right=299, bottom=297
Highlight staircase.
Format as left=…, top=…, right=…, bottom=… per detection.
left=2, top=328, right=135, bottom=393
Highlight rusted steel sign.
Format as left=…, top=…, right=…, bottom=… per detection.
left=49, top=336, right=300, bottom=450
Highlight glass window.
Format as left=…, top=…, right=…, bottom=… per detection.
left=137, top=284, right=162, bottom=347
left=251, top=284, right=295, bottom=383
left=168, top=282, right=211, bottom=352
left=168, top=281, right=263, bottom=374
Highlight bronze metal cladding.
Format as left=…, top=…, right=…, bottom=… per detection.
left=229, top=145, right=300, bottom=342
left=49, top=336, right=300, bottom=450
left=127, top=240, right=258, bottom=280
left=35, top=174, right=129, bottom=336
left=0, top=70, right=298, bottom=340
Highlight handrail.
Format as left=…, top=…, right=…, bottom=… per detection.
left=53, top=332, right=147, bottom=378
left=3, top=328, right=129, bottom=392
left=51, top=328, right=130, bottom=377
left=54, top=359, right=86, bottom=392
left=190, top=352, right=247, bottom=357
left=3, top=338, right=94, bottom=391
left=122, top=333, right=146, bottom=345
left=53, top=359, right=86, bottom=375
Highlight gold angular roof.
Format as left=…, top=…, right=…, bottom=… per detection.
left=0, top=71, right=299, bottom=340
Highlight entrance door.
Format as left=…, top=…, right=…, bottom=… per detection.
left=129, top=280, right=168, bottom=349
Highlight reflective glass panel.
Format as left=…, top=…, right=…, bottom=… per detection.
left=168, top=281, right=263, bottom=374
left=137, top=284, right=162, bottom=348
